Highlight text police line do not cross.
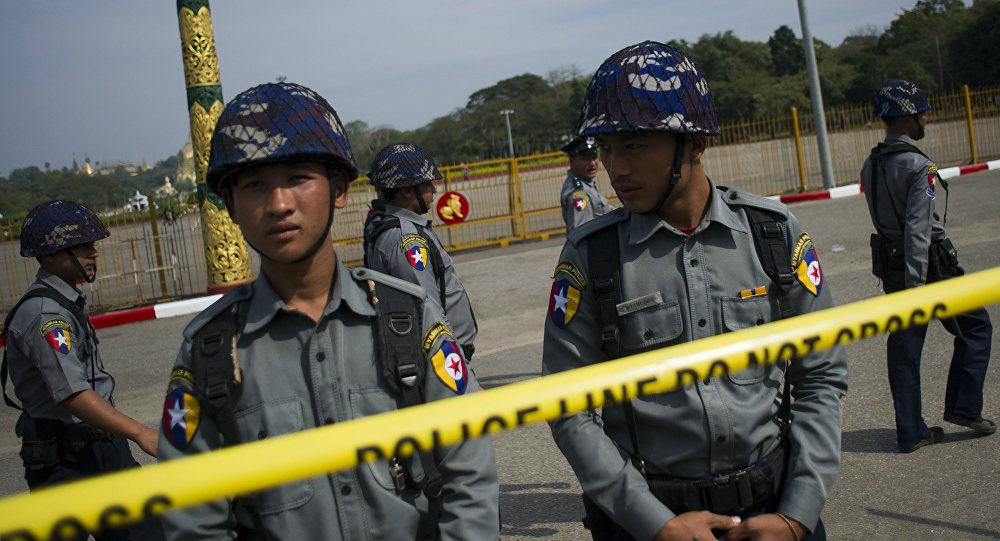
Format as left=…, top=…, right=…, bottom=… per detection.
left=2, top=266, right=1000, bottom=541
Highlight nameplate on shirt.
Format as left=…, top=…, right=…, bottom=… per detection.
left=616, top=291, right=663, bottom=316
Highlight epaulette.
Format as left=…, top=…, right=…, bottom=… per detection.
left=719, top=186, right=789, bottom=218
left=181, top=284, right=253, bottom=340
left=568, top=207, right=630, bottom=246
left=350, top=267, right=425, bottom=299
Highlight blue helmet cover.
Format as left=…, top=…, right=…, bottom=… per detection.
left=207, top=82, right=358, bottom=194
left=577, top=40, right=720, bottom=137
left=20, top=200, right=110, bottom=257
left=367, top=143, right=443, bottom=189
left=874, top=80, right=932, bottom=118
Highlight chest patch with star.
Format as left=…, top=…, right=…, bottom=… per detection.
left=39, top=319, right=72, bottom=354
left=401, top=234, right=429, bottom=271
left=431, top=340, right=468, bottom=394
left=790, top=233, right=823, bottom=296
left=549, top=280, right=581, bottom=328
left=162, top=388, right=201, bottom=451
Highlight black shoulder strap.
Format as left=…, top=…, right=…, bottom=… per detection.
left=740, top=206, right=797, bottom=320
left=191, top=297, right=249, bottom=447
left=584, top=224, right=648, bottom=474
left=415, top=226, right=448, bottom=312
left=365, top=279, right=444, bottom=504
left=869, top=144, right=907, bottom=235
left=2, top=287, right=93, bottom=412
left=587, top=225, right=623, bottom=359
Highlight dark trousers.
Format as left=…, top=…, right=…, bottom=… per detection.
left=599, top=497, right=827, bottom=541
left=23, top=434, right=165, bottom=541
left=885, top=264, right=993, bottom=444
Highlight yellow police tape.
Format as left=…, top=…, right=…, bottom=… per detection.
left=2, top=266, right=1000, bottom=540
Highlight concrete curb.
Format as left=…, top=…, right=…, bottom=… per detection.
left=2, top=159, right=996, bottom=344
left=769, top=159, right=1000, bottom=204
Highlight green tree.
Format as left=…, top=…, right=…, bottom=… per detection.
left=768, top=25, right=805, bottom=76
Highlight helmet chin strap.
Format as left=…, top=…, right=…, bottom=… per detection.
left=412, top=185, right=429, bottom=215
left=64, top=248, right=95, bottom=284
left=643, top=135, right=686, bottom=216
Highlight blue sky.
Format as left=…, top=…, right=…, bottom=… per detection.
left=0, top=1, right=928, bottom=176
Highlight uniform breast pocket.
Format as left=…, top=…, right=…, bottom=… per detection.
left=620, top=300, right=683, bottom=351
left=349, top=388, right=405, bottom=491
left=234, top=397, right=313, bottom=514
left=721, top=296, right=774, bottom=384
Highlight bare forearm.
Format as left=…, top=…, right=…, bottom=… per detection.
left=60, top=389, right=146, bottom=441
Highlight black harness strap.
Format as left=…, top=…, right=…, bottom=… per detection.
left=2, top=287, right=97, bottom=412
left=366, top=279, right=443, bottom=535
left=584, top=195, right=797, bottom=473
left=740, top=206, right=797, bottom=320
left=870, top=141, right=950, bottom=231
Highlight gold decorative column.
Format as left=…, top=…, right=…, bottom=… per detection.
left=177, top=0, right=251, bottom=294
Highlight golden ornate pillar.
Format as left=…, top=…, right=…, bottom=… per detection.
left=177, top=0, right=251, bottom=294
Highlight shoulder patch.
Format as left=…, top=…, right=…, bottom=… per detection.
left=351, top=267, right=425, bottom=299
left=571, top=192, right=589, bottom=212
left=422, top=321, right=454, bottom=354
left=549, top=280, right=581, bottom=328
left=553, top=261, right=587, bottom=291
left=162, top=388, right=201, bottom=451
left=926, top=165, right=937, bottom=199
left=401, top=234, right=429, bottom=271
left=430, top=340, right=468, bottom=394
left=568, top=207, right=629, bottom=246
left=40, top=319, right=72, bottom=354
left=170, top=365, right=195, bottom=387
left=182, top=285, right=252, bottom=341
left=791, top=233, right=823, bottom=296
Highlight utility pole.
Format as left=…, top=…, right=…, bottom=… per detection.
left=500, top=109, right=515, bottom=157
left=934, top=36, right=945, bottom=90
left=796, top=0, right=835, bottom=189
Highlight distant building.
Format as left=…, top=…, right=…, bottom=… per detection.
left=175, top=135, right=197, bottom=189
left=155, top=176, right=178, bottom=199
left=124, top=191, right=149, bottom=212
left=82, top=155, right=93, bottom=176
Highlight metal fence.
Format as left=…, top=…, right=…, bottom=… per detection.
left=2, top=86, right=998, bottom=315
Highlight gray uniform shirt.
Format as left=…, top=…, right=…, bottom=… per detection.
left=560, top=171, right=613, bottom=233
left=5, top=270, right=113, bottom=425
left=543, top=186, right=847, bottom=541
left=158, top=260, right=499, bottom=541
left=364, top=203, right=477, bottom=349
left=860, top=133, right=946, bottom=288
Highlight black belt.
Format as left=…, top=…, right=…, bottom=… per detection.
left=645, top=443, right=786, bottom=516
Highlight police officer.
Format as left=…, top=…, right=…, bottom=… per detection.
left=363, top=143, right=478, bottom=360
left=2, top=200, right=164, bottom=541
left=542, top=41, right=847, bottom=541
left=156, top=82, right=500, bottom=541
left=861, top=79, right=994, bottom=453
left=560, top=135, right=613, bottom=232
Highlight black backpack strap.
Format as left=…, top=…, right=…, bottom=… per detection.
left=416, top=226, right=449, bottom=312
left=585, top=224, right=649, bottom=474
left=2, top=287, right=94, bottom=412
left=364, top=278, right=444, bottom=514
left=191, top=296, right=250, bottom=446
left=740, top=206, right=797, bottom=320
left=587, top=226, right=624, bottom=359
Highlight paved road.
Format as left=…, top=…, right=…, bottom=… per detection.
left=2, top=170, right=999, bottom=540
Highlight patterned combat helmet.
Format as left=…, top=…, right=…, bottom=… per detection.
left=367, top=143, right=443, bottom=189
left=577, top=40, right=719, bottom=137
left=206, top=82, right=358, bottom=195
left=20, top=200, right=109, bottom=257
left=874, top=80, right=932, bottom=118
